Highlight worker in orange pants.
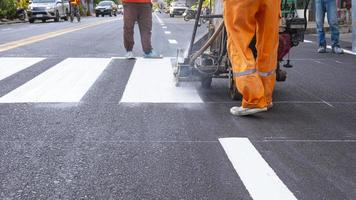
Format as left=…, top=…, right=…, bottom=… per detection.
left=224, top=0, right=280, bottom=116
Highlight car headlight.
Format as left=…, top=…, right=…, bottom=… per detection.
left=46, top=6, right=54, bottom=11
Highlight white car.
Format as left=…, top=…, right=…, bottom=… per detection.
left=169, top=2, right=188, bottom=18
left=27, top=0, right=70, bottom=23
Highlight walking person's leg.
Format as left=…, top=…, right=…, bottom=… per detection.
left=137, top=3, right=161, bottom=58
left=326, top=0, right=343, bottom=53
left=224, top=0, right=267, bottom=116
left=255, top=0, right=280, bottom=107
left=137, top=4, right=153, bottom=54
left=123, top=4, right=138, bottom=58
left=315, top=0, right=327, bottom=52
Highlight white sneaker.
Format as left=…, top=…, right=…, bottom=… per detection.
left=230, top=106, right=267, bottom=116
left=125, top=51, right=135, bottom=59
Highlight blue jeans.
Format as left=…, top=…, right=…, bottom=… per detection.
left=315, top=0, right=340, bottom=47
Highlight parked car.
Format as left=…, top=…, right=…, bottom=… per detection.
left=27, top=0, right=69, bottom=23
left=95, top=1, right=117, bottom=17
left=169, top=2, right=188, bottom=17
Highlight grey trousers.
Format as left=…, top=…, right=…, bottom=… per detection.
left=123, top=3, right=152, bottom=53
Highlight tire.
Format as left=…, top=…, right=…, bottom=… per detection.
left=102, top=14, right=104, bottom=17
left=201, top=77, right=212, bottom=89
left=96, top=14, right=99, bottom=17
left=29, top=18, right=34, bottom=23
left=183, top=15, right=189, bottom=21
left=54, top=11, right=60, bottom=22
left=64, top=10, right=69, bottom=21
left=42, top=19, right=46, bottom=23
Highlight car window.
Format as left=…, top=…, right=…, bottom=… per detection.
left=98, top=1, right=112, bottom=6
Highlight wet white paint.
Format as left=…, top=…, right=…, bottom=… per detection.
left=0, top=58, right=111, bottom=103
left=120, top=58, right=203, bottom=103
left=219, top=137, right=297, bottom=200
left=0, top=57, right=44, bottom=81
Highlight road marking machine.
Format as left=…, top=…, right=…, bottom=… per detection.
left=173, top=0, right=310, bottom=100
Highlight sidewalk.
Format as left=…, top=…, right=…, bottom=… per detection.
left=0, top=18, right=27, bottom=25
left=305, top=21, right=352, bottom=34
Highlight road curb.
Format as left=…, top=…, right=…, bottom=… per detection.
left=0, top=20, right=27, bottom=25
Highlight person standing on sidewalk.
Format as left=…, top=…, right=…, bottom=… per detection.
left=224, top=0, right=279, bottom=116
left=315, top=0, right=344, bottom=54
left=123, top=0, right=161, bottom=59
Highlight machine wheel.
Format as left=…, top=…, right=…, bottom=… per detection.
left=201, top=76, right=212, bottom=89
left=183, top=15, right=189, bottom=21
left=276, top=69, right=287, bottom=82
left=228, top=68, right=241, bottom=100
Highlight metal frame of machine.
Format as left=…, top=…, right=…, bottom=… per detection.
left=173, top=0, right=311, bottom=100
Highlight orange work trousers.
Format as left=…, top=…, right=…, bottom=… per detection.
left=224, top=0, right=280, bottom=108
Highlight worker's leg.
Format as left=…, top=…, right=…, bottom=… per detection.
left=123, top=4, right=138, bottom=52
left=224, top=0, right=266, bottom=109
left=315, top=0, right=327, bottom=47
left=255, top=0, right=280, bottom=105
left=137, top=3, right=153, bottom=53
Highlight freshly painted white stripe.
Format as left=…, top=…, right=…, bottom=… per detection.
left=0, top=57, right=44, bottom=81
left=162, top=26, right=167, bottom=29
left=120, top=58, right=202, bottom=103
left=219, top=138, right=297, bottom=200
left=164, top=31, right=171, bottom=34
left=168, top=39, right=178, bottom=44
left=0, top=58, right=111, bottom=103
left=303, top=39, right=314, bottom=43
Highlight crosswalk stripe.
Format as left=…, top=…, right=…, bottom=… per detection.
left=219, top=138, right=297, bottom=200
left=0, top=58, right=111, bottom=103
left=120, top=58, right=203, bottom=103
left=0, top=57, right=44, bottom=81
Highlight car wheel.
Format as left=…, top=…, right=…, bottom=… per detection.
left=96, top=14, right=99, bottom=17
left=101, top=14, right=104, bottom=17
left=64, top=10, right=69, bottom=21
left=42, top=19, right=46, bottom=23
left=29, top=18, right=35, bottom=23
left=54, top=11, right=60, bottom=22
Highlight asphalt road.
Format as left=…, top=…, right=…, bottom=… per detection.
left=0, top=13, right=355, bottom=200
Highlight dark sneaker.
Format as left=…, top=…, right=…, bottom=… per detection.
left=143, top=51, right=163, bottom=59
left=332, top=45, right=344, bottom=54
left=317, top=46, right=327, bottom=53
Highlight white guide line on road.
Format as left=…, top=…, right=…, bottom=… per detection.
left=164, top=31, right=171, bottom=34
left=219, top=138, right=297, bottom=200
left=0, top=57, right=44, bottom=81
left=120, top=58, right=203, bottom=103
left=168, top=39, right=178, bottom=44
left=0, top=58, right=111, bottom=103
left=153, top=12, right=164, bottom=25
left=304, top=39, right=356, bottom=55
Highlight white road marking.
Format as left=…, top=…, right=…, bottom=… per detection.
left=0, top=58, right=111, bottom=103
left=164, top=31, right=171, bottom=34
left=120, top=58, right=203, bottom=103
left=168, top=39, right=178, bottom=44
left=162, top=26, right=167, bottom=29
left=0, top=57, right=44, bottom=81
left=335, top=60, right=343, bottom=64
left=219, top=138, right=297, bottom=200
left=313, top=60, right=322, bottom=64
left=303, top=39, right=313, bottom=43
left=153, top=12, right=164, bottom=24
